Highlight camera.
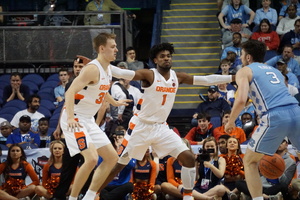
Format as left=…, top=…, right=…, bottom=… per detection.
left=196, top=148, right=215, bottom=162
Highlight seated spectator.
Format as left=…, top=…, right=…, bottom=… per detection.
left=283, top=73, right=299, bottom=96
left=276, top=59, right=300, bottom=88
left=10, top=94, right=45, bottom=133
left=193, top=85, right=231, bottom=129
left=6, top=115, right=40, bottom=148
left=35, top=140, right=66, bottom=199
left=185, top=113, right=214, bottom=145
left=236, top=138, right=296, bottom=200
left=216, top=58, right=235, bottom=74
left=217, top=83, right=235, bottom=106
left=251, top=18, right=280, bottom=51
left=280, top=19, right=300, bottom=54
left=276, top=4, right=300, bottom=36
left=222, top=18, right=252, bottom=48
left=218, top=0, right=255, bottom=30
left=2, top=72, right=30, bottom=104
left=192, top=137, right=227, bottom=200
left=226, top=51, right=242, bottom=73
left=254, top=0, right=278, bottom=30
left=235, top=98, right=255, bottom=128
left=37, top=118, right=52, bottom=148
left=213, top=111, right=246, bottom=143
left=54, top=68, right=70, bottom=103
left=154, top=155, right=171, bottom=200
left=217, top=134, right=231, bottom=154
left=219, top=0, right=249, bottom=11
left=265, top=45, right=300, bottom=78
left=240, top=112, right=256, bottom=140
left=125, top=47, right=146, bottom=71
left=220, top=137, right=245, bottom=200
left=0, top=144, right=39, bottom=199
left=131, top=148, right=157, bottom=200
left=221, top=32, right=242, bottom=60
left=0, top=121, right=12, bottom=146
left=278, top=0, right=300, bottom=21
left=161, top=139, right=194, bottom=200
left=84, top=0, right=123, bottom=25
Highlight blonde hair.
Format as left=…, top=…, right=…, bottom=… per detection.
left=202, top=136, right=219, bottom=160
left=48, top=140, right=65, bottom=165
left=93, top=32, right=116, bottom=53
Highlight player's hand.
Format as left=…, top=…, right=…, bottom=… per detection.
left=225, top=121, right=235, bottom=134
left=53, top=128, right=62, bottom=140
left=67, top=118, right=83, bottom=132
left=115, top=99, right=133, bottom=107
left=76, top=55, right=91, bottom=65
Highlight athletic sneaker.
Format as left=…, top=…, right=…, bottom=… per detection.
left=227, top=192, right=238, bottom=200
left=269, top=192, right=283, bottom=200
left=240, top=192, right=251, bottom=200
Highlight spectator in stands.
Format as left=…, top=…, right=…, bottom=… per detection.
left=280, top=18, right=300, bottom=53
left=0, top=121, right=12, bottom=146
left=216, top=58, right=233, bottom=74
left=276, top=4, right=300, bottom=36
left=279, top=0, right=300, bottom=21
left=266, top=45, right=300, bottom=78
left=43, top=0, right=68, bottom=26
left=254, top=0, right=278, bottom=30
left=236, top=138, right=296, bottom=200
left=154, top=155, right=170, bottom=200
left=235, top=98, right=255, bottom=128
left=222, top=18, right=252, bottom=48
left=276, top=59, right=300, bottom=88
left=71, top=57, right=84, bottom=79
left=213, top=110, right=246, bottom=143
left=218, top=0, right=255, bottom=30
left=131, top=148, right=157, bottom=200
left=218, top=134, right=230, bottom=154
left=283, top=73, right=299, bottom=96
left=10, top=94, right=45, bottom=133
left=84, top=0, right=123, bottom=25
left=35, top=140, right=66, bottom=199
left=226, top=51, right=243, bottom=73
left=193, top=85, right=231, bottom=129
left=37, top=117, right=52, bottom=148
left=54, top=68, right=70, bottom=103
left=217, top=83, right=235, bottom=106
left=219, top=0, right=249, bottom=11
left=240, top=112, right=256, bottom=140
left=185, top=113, right=214, bottom=145
left=125, top=47, right=146, bottom=71
left=6, top=115, right=40, bottom=148
left=0, top=144, right=39, bottom=199
left=2, top=72, right=30, bottom=104
left=221, top=32, right=242, bottom=60
left=220, top=137, right=245, bottom=200
left=251, top=18, right=280, bottom=51
left=192, top=137, right=227, bottom=200
left=161, top=139, right=193, bottom=200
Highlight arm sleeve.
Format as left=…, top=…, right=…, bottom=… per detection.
left=111, top=66, right=135, bottom=80
left=149, top=161, right=157, bottom=186
left=279, top=160, right=296, bottom=186
left=184, top=128, right=197, bottom=145
left=25, top=162, right=40, bottom=186
left=193, top=75, right=232, bottom=86
left=276, top=20, right=285, bottom=35
left=42, top=164, right=50, bottom=187
left=166, top=157, right=180, bottom=187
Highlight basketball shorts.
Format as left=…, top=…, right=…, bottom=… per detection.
left=60, top=109, right=110, bottom=157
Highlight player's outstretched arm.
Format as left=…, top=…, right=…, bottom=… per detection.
left=105, top=93, right=132, bottom=107
left=176, top=71, right=233, bottom=85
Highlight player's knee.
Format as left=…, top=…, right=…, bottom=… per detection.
left=178, top=150, right=195, bottom=168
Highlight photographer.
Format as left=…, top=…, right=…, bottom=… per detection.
left=192, top=137, right=227, bottom=199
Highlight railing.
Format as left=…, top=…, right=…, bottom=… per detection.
left=0, top=11, right=132, bottom=72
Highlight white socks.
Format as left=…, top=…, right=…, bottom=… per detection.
left=82, top=189, right=97, bottom=200
left=181, top=166, right=196, bottom=190
left=68, top=197, right=77, bottom=200
left=253, top=197, right=263, bottom=200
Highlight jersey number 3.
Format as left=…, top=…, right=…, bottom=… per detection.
left=266, top=72, right=280, bottom=84
left=95, top=92, right=106, bottom=104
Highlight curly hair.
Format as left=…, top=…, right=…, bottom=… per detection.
left=149, top=43, right=175, bottom=63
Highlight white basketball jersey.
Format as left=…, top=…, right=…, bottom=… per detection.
left=135, top=68, right=178, bottom=123
left=74, top=59, right=112, bottom=118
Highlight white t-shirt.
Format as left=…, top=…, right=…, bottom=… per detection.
left=10, top=109, right=45, bottom=132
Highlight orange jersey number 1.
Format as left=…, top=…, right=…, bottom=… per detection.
left=95, top=92, right=106, bottom=104
left=162, top=94, right=167, bottom=105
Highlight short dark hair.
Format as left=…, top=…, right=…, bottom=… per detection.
left=219, top=134, right=230, bottom=141
left=241, top=112, right=253, bottom=120
left=233, top=32, right=242, bottom=39
left=149, top=43, right=175, bottom=63
left=38, top=117, right=49, bottom=124
left=125, top=46, right=135, bottom=54
left=58, top=68, right=68, bottom=74
left=241, top=40, right=266, bottom=63
left=257, top=18, right=272, bottom=33
left=26, top=94, right=41, bottom=108
left=197, top=113, right=211, bottom=122
left=10, top=72, right=22, bottom=79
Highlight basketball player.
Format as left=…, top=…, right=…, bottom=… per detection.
left=225, top=40, right=300, bottom=200
left=61, top=33, right=131, bottom=200
left=96, top=42, right=235, bottom=200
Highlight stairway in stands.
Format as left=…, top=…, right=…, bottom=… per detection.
left=161, top=0, right=221, bottom=111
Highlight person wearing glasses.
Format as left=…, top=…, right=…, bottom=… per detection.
left=54, top=68, right=70, bottom=103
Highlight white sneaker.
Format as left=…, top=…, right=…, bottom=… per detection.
left=183, top=195, right=193, bottom=200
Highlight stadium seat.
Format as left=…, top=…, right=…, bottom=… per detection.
left=40, top=80, right=59, bottom=90
left=264, top=50, right=278, bottom=62
left=0, top=74, right=11, bottom=85
left=3, top=99, right=27, bottom=110
left=22, top=81, right=39, bottom=94
left=49, top=113, right=60, bottom=128
left=37, top=91, right=56, bottom=103
left=22, top=74, right=45, bottom=87
left=37, top=107, right=52, bottom=119
left=0, top=107, right=20, bottom=116
left=40, top=99, right=56, bottom=112
left=46, top=74, right=60, bottom=82
left=0, top=80, right=9, bottom=90
left=0, top=113, right=14, bottom=122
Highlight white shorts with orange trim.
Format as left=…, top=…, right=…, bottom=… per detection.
left=60, top=109, right=111, bottom=157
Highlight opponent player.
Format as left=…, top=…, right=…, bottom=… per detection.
left=61, top=33, right=130, bottom=200
left=98, top=42, right=235, bottom=200
left=225, top=40, right=300, bottom=200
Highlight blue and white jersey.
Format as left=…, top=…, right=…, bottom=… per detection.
left=248, top=62, right=298, bottom=116
left=222, top=5, right=253, bottom=25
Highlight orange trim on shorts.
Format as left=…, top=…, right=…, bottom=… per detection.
left=117, top=139, right=128, bottom=156
left=75, top=93, right=84, bottom=100
left=137, top=98, right=143, bottom=105
left=129, top=122, right=136, bottom=130
left=74, top=131, right=85, bottom=139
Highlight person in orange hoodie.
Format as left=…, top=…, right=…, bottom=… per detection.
left=213, top=110, right=246, bottom=144
left=184, top=113, right=215, bottom=145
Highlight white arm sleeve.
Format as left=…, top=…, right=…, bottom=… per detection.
left=193, top=75, right=232, bottom=86
left=111, top=65, right=136, bottom=80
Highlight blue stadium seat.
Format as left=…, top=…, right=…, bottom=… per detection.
left=40, top=99, right=56, bottom=112
left=3, top=99, right=27, bottom=110
left=38, top=87, right=55, bottom=95
left=264, top=50, right=278, bottom=62
left=22, top=74, right=45, bottom=87
left=0, top=113, right=14, bottom=122
left=37, top=107, right=52, bottom=119
left=0, top=80, right=10, bottom=90
left=0, top=107, right=20, bottom=116
left=0, top=74, right=11, bottom=85
left=37, top=91, right=56, bottom=103
left=49, top=113, right=60, bottom=128
left=22, top=81, right=39, bottom=94
left=46, top=74, right=60, bottom=82
left=53, top=107, right=62, bottom=116
left=40, top=80, right=59, bottom=90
